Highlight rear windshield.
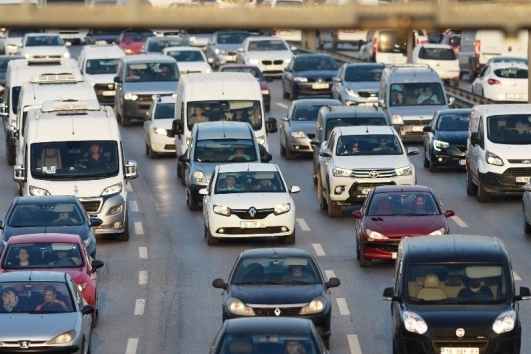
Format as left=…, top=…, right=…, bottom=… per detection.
left=418, top=47, right=456, bottom=60
left=493, top=67, right=528, bottom=79
left=377, top=30, right=407, bottom=54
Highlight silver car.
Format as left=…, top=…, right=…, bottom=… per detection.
left=0, top=271, right=94, bottom=353
left=331, top=63, right=384, bottom=106
left=205, top=30, right=252, bottom=69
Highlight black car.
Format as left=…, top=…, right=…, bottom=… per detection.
left=209, top=317, right=329, bottom=354
left=0, top=195, right=102, bottom=258
left=282, top=54, right=339, bottom=101
left=84, top=29, right=123, bottom=45
left=383, top=234, right=531, bottom=354
left=212, top=248, right=340, bottom=347
left=423, top=108, right=471, bottom=172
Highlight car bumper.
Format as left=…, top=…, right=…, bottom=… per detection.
left=341, top=94, right=378, bottom=106
left=255, top=61, right=289, bottom=77
left=479, top=171, right=531, bottom=194
left=208, top=210, right=295, bottom=238
left=148, top=132, right=176, bottom=153
left=123, top=99, right=152, bottom=120
left=80, top=193, right=128, bottom=235
left=263, top=93, right=271, bottom=108
left=93, top=83, right=116, bottom=105
left=431, top=145, right=466, bottom=167
left=0, top=345, right=80, bottom=353
left=214, top=53, right=237, bottom=65
left=329, top=175, right=416, bottom=203
left=395, top=122, right=431, bottom=140
left=286, top=136, right=313, bottom=154
left=293, top=82, right=333, bottom=96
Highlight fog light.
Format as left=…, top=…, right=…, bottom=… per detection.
left=218, top=228, right=225, bottom=233
left=334, top=186, right=344, bottom=194
left=438, top=157, right=443, bottom=162
left=281, top=227, right=288, bottom=232
left=113, top=222, right=121, bottom=228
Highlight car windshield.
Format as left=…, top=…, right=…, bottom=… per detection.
left=493, top=67, right=528, bottom=79
left=406, top=264, right=507, bottom=304
left=418, top=47, right=457, bottom=60
left=7, top=202, right=85, bottom=227
left=147, top=39, right=184, bottom=52
left=325, top=117, right=388, bottom=140
left=390, top=83, right=446, bottom=106
left=336, top=134, right=403, bottom=155
left=216, top=32, right=251, bottom=44
left=0, top=281, right=75, bottom=313
left=293, top=56, right=337, bottom=71
left=3, top=242, right=85, bottom=269
left=220, top=66, right=265, bottom=81
left=186, top=100, right=263, bottom=131
left=367, top=191, right=440, bottom=216
left=194, top=139, right=258, bottom=163
left=8, top=28, right=38, bottom=37
left=344, top=65, right=383, bottom=82
left=155, top=103, right=175, bottom=119
left=247, top=39, right=288, bottom=51
left=487, top=114, right=531, bottom=144
left=436, top=113, right=469, bottom=131
left=215, top=171, right=286, bottom=193
left=90, top=29, right=122, bottom=36
left=232, top=256, right=321, bottom=285
left=125, top=62, right=179, bottom=82
left=30, top=140, right=119, bottom=179
left=292, top=105, right=322, bottom=121
left=85, top=58, right=119, bottom=75
left=165, top=50, right=204, bottom=62
left=216, top=334, right=320, bottom=354
left=122, top=31, right=154, bottom=42
left=25, top=35, right=64, bottom=47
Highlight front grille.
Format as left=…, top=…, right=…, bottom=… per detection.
left=403, top=119, right=432, bottom=126
left=252, top=306, right=302, bottom=316
left=350, top=168, right=397, bottom=178
left=166, top=129, right=175, bottom=138
left=79, top=199, right=101, bottom=213
left=307, top=77, right=333, bottom=83
left=227, top=51, right=237, bottom=56
left=218, top=226, right=285, bottom=235
left=262, top=60, right=272, bottom=65
left=452, top=145, right=467, bottom=153
left=231, top=208, right=274, bottom=219
left=273, top=60, right=283, bottom=65
left=30, top=55, right=62, bottom=60
left=137, top=94, right=153, bottom=102
left=358, top=91, right=378, bottom=98
left=507, top=159, right=531, bottom=164
left=431, top=329, right=489, bottom=352
left=307, top=133, right=315, bottom=139
left=504, top=167, right=531, bottom=176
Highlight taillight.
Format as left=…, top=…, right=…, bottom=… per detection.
left=474, top=39, right=481, bottom=59
left=372, top=37, right=378, bottom=53
left=487, top=78, right=501, bottom=85
left=335, top=29, right=339, bottom=36
left=272, top=28, right=277, bottom=35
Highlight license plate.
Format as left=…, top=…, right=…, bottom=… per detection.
left=507, top=93, right=522, bottom=99
left=441, top=348, right=479, bottom=354
left=459, top=159, right=466, bottom=166
left=102, top=90, right=116, bottom=96
left=312, top=83, right=329, bottom=89
left=411, top=126, right=424, bottom=132
left=516, top=176, right=531, bottom=183
left=391, top=252, right=397, bottom=259
left=240, top=221, right=266, bottom=229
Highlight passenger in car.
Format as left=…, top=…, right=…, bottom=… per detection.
left=285, top=340, right=307, bottom=354
left=218, top=175, right=242, bottom=192
left=458, top=277, right=494, bottom=300
left=282, top=265, right=314, bottom=283
left=253, top=178, right=277, bottom=191
left=0, top=287, right=22, bottom=313
left=35, top=286, right=67, bottom=312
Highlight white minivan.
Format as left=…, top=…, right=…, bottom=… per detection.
left=466, top=104, right=531, bottom=202
left=172, top=72, right=278, bottom=182
left=14, top=99, right=138, bottom=241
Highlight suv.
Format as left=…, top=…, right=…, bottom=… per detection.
left=178, top=121, right=271, bottom=211
left=311, top=105, right=390, bottom=186
left=317, top=125, right=418, bottom=217
left=383, top=234, right=531, bottom=354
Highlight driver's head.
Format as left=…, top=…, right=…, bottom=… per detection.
left=43, top=286, right=57, bottom=302
left=56, top=250, right=69, bottom=259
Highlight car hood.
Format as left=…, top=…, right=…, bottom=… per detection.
left=84, top=73, right=116, bottom=84
left=178, top=62, right=211, bottom=73
left=120, top=42, right=144, bottom=50
left=122, top=81, right=178, bottom=94
left=434, top=130, right=468, bottom=145
left=408, top=303, right=511, bottom=328
left=333, top=154, right=411, bottom=169
left=390, top=105, right=448, bottom=120
left=364, top=215, right=448, bottom=237
left=487, top=143, right=531, bottom=160
left=3, top=225, right=85, bottom=239
left=231, top=284, right=324, bottom=305
left=0, top=313, right=79, bottom=340
left=246, top=51, right=293, bottom=59
left=214, top=43, right=241, bottom=52
left=213, top=193, right=292, bottom=208
left=343, top=81, right=380, bottom=91
left=289, top=120, right=318, bottom=134
left=21, top=46, right=68, bottom=56
left=149, top=118, right=174, bottom=129
left=293, top=69, right=339, bottom=79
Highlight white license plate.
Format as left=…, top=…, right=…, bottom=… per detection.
left=411, top=126, right=424, bottom=132
left=102, top=90, right=116, bottom=96
left=361, top=188, right=372, bottom=195
left=459, top=159, right=466, bottom=166
left=441, top=348, right=479, bottom=354
left=516, top=176, right=531, bottom=183
left=240, top=221, right=267, bottom=229
left=507, top=93, right=522, bottom=99
left=391, top=252, right=397, bottom=259
left=312, top=83, right=329, bottom=89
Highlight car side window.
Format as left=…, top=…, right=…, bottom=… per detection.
left=477, top=116, right=485, bottom=149
left=69, top=279, right=83, bottom=308
left=328, top=131, right=336, bottom=152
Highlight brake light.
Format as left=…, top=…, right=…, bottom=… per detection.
left=335, top=29, right=339, bottom=36
left=487, top=78, right=501, bottom=85
left=372, top=37, right=378, bottom=53
left=474, top=39, right=481, bottom=59
left=272, top=28, right=277, bottom=35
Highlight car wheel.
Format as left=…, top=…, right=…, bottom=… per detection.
left=145, top=143, right=149, bottom=155
left=355, top=233, right=361, bottom=259
left=466, top=168, right=478, bottom=196
left=477, top=176, right=491, bottom=202
left=318, top=174, right=327, bottom=209
left=290, top=89, right=299, bottom=101
left=280, top=140, right=286, bottom=156
left=423, top=149, right=430, bottom=168
left=121, top=114, right=131, bottom=127
left=265, top=104, right=270, bottom=113
left=322, top=337, right=330, bottom=349
left=177, top=161, right=182, bottom=177
left=148, top=144, right=157, bottom=159
left=6, top=141, right=15, bottom=166
left=285, top=146, right=295, bottom=160
left=358, top=238, right=371, bottom=267
left=524, top=205, right=531, bottom=234
left=284, top=230, right=295, bottom=244
left=187, top=189, right=201, bottom=211
left=205, top=224, right=219, bottom=245
left=282, top=83, right=289, bottom=99
left=313, top=170, right=318, bottom=186
left=91, top=308, right=98, bottom=328
left=429, top=157, right=439, bottom=172
left=116, top=214, right=130, bottom=241
left=327, top=199, right=341, bottom=217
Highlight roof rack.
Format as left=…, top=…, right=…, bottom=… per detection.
left=386, top=63, right=431, bottom=71
left=30, top=73, right=82, bottom=84
left=41, top=99, right=101, bottom=113
left=26, top=57, right=63, bottom=65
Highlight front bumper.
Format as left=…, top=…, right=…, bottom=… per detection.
left=0, top=345, right=80, bottom=353
left=123, top=97, right=152, bottom=120
left=293, top=82, right=333, bottom=97
left=80, top=193, right=127, bottom=235
left=93, top=83, right=117, bottom=105
left=479, top=170, right=531, bottom=194
left=256, top=60, right=289, bottom=77
left=340, top=91, right=379, bottom=106
left=286, top=135, right=313, bottom=155
left=432, top=145, right=466, bottom=168
left=214, top=52, right=237, bottom=66
left=328, top=175, right=416, bottom=204
left=395, top=121, right=432, bottom=140
left=148, top=130, right=176, bottom=153
left=361, top=239, right=400, bottom=261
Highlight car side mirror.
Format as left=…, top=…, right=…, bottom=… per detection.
left=448, top=96, right=455, bottom=107
left=81, top=305, right=95, bottom=315
left=237, top=47, right=244, bottom=52
left=0, top=220, right=4, bottom=230
left=198, top=188, right=208, bottom=196
left=178, top=154, right=189, bottom=163
left=91, top=259, right=105, bottom=270
left=212, top=278, right=228, bottom=290
left=423, top=126, right=432, bottom=132
left=444, top=210, right=455, bottom=218
left=172, top=119, right=183, bottom=135
left=125, top=160, right=138, bottom=179
left=332, top=77, right=341, bottom=83
left=289, top=186, right=300, bottom=194
left=407, top=147, right=419, bottom=156
left=325, top=277, right=340, bottom=289
left=517, top=286, right=531, bottom=300
left=261, top=152, right=273, bottom=163
left=351, top=210, right=362, bottom=219
left=266, top=117, right=278, bottom=133
left=89, top=217, right=103, bottom=227
left=319, top=148, right=332, bottom=157
left=383, top=287, right=398, bottom=301
left=378, top=98, right=385, bottom=108
left=280, top=117, right=288, bottom=122
left=144, top=111, right=151, bottom=121
left=470, top=132, right=479, bottom=146
left=310, top=138, right=320, bottom=147
left=0, top=102, right=7, bottom=116
left=114, top=76, right=122, bottom=83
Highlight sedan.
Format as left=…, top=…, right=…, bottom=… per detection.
left=331, top=63, right=384, bottom=106
left=18, top=33, right=70, bottom=60
left=0, top=233, right=104, bottom=327
left=209, top=317, right=329, bottom=354
left=201, top=163, right=300, bottom=245
left=162, top=46, right=211, bottom=74
left=212, top=247, right=340, bottom=347
left=144, top=94, right=176, bottom=158
left=0, top=271, right=94, bottom=353
left=236, top=36, right=294, bottom=78
left=412, top=43, right=460, bottom=86
left=219, top=64, right=272, bottom=112
left=471, top=61, right=529, bottom=102
left=352, top=185, right=455, bottom=267
left=115, top=29, right=155, bottom=55
left=279, top=98, right=342, bottom=160
left=0, top=195, right=102, bottom=258
left=422, top=108, right=470, bottom=172
left=281, top=53, right=339, bottom=100
left=205, top=30, right=253, bottom=69
left=84, top=29, right=123, bottom=45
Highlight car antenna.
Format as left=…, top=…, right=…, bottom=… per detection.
left=365, top=125, right=369, bottom=133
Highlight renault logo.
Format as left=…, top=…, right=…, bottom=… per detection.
left=455, top=328, right=465, bottom=338
left=19, top=341, right=30, bottom=349
left=274, top=308, right=281, bottom=316
left=368, top=170, right=380, bottom=178
left=248, top=207, right=257, bottom=218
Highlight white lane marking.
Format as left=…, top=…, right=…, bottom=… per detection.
left=514, top=271, right=522, bottom=281
left=126, top=183, right=133, bottom=192
left=134, top=222, right=144, bottom=235
left=325, top=270, right=336, bottom=281
left=337, top=298, right=350, bottom=316
left=312, top=243, right=326, bottom=256
left=134, top=299, right=145, bottom=315
left=125, top=338, right=138, bottom=354
left=296, top=218, right=311, bottom=231
left=451, top=215, right=468, bottom=228
left=277, top=103, right=288, bottom=109
left=138, top=247, right=148, bottom=259
left=130, top=201, right=139, bottom=212
left=347, top=334, right=363, bottom=354
left=139, top=270, right=148, bottom=285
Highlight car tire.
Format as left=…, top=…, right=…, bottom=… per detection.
left=423, top=150, right=430, bottom=168
left=187, top=189, right=201, bottom=211
left=327, top=199, right=341, bottom=217
left=318, top=174, right=327, bottom=209
left=282, top=84, right=289, bottom=99
left=148, top=144, right=157, bottom=159
left=429, top=158, right=439, bottom=172
left=121, top=114, right=131, bottom=127
left=322, top=337, right=330, bottom=349
left=284, top=230, right=295, bottom=244
left=116, top=214, right=130, bottom=241
left=6, top=141, right=15, bottom=166
left=177, top=161, right=182, bottom=177
left=280, top=141, right=286, bottom=156
left=466, top=168, right=478, bottom=196
left=524, top=205, right=531, bottom=234
left=285, top=146, right=295, bottom=160
left=290, top=89, right=299, bottom=101
left=477, top=176, right=491, bottom=202
left=205, top=224, right=219, bottom=245
left=91, top=306, right=98, bottom=328
left=357, top=236, right=371, bottom=267
left=265, top=104, right=270, bottom=113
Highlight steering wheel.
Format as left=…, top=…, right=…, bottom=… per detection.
left=54, top=258, right=77, bottom=266
left=230, top=157, right=247, bottom=162
left=422, top=98, right=435, bottom=104
left=54, top=219, right=76, bottom=226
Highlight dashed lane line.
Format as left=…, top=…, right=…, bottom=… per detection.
left=337, top=298, right=350, bottom=316
left=139, top=271, right=148, bottom=285
left=134, top=299, right=145, bottom=315
left=296, top=218, right=311, bottom=231
left=514, top=271, right=522, bottom=281
left=325, top=270, right=336, bottom=280
left=134, top=222, right=144, bottom=235
left=138, top=247, right=148, bottom=259
left=347, top=335, right=363, bottom=354
left=312, top=243, right=326, bottom=256
left=125, top=338, right=138, bottom=354
left=451, top=215, right=468, bottom=228
left=129, top=201, right=139, bottom=212
left=277, top=103, right=288, bottom=109
left=126, top=183, right=133, bottom=192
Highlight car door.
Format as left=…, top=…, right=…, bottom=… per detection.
left=203, top=169, right=217, bottom=223
left=424, top=112, right=437, bottom=158
left=319, top=130, right=336, bottom=187
left=331, top=65, right=344, bottom=100
left=472, top=65, right=489, bottom=95
left=144, top=102, right=155, bottom=145
left=470, top=115, right=484, bottom=184
left=114, top=61, right=125, bottom=116
left=280, top=102, right=293, bottom=149
left=282, top=59, right=294, bottom=94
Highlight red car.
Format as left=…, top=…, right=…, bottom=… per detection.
left=115, top=29, right=155, bottom=55
left=218, top=64, right=272, bottom=112
left=0, top=233, right=104, bottom=326
left=352, top=185, right=454, bottom=267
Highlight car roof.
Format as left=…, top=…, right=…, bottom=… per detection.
left=240, top=247, right=311, bottom=258
left=292, top=98, right=342, bottom=106
left=436, top=108, right=471, bottom=116
left=402, top=235, right=508, bottom=264
left=6, top=233, right=82, bottom=245
left=223, top=317, right=314, bottom=333
left=163, top=46, right=200, bottom=52
left=473, top=104, right=531, bottom=115
left=13, top=195, right=80, bottom=205
left=121, top=54, right=177, bottom=63
left=246, top=36, right=287, bottom=42
left=373, top=185, right=432, bottom=194
left=489, top=61, right=528, bottom=69
left=195, top=121, right=253, bottom=140
left=321, top=105, right=385, bottom=117
left=334, top=125, right=395, bottom=135
left=218, top=162, right=279, bottom=174
left=0, top=270, right=68, bottom=282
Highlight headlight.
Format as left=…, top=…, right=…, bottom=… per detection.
left=284, top=57, right=292, bottom=64
left=205, top=68, right=212, bottom=73
left=6, top=44, right=18, bottom=49
left=153, top=127, right=168, bottom=136
left=47, top=330, right=76, bottom=344
left=293, top=77, right=308, bottom=82
left=274, top=203, right=291, bottom=215
left=433, top=139, right=450, bottom=151
left=124, top=48, right=133, bottom=54
left=366, top=228, right=388, bottom=240
left=402, top=311, right=428, bottom=334
left=290, top=131, right=306, bottom=138
left=101, top=182, right=122, bottom=196
left=486, top=150, right=504, bottom=166
left=213, top=204, right=231, bottom=216
left=492, top=310, right=516, bottom=334
left=227, top=298, right=255, bottom=316
left=77, top=282, right=88, bottom=292
left=29, top=185, right=50, bottom=196
left=81, top=238, right=90, bottom=248
left=332, top=166, right=352, bottom=177
left=24, top=53, right=30, bottom=59
left=215, top=49, right=226, bottom=55
left=392, top=114, right=404, bottom=125
left=256, top=135, right=266, bottom=145
left=193, top=171, right=208, bottom=184
left=261, top=89, right=269, bottom=95
left=189, top=36, right=197, bottom=43
left=345, top=88, right=359, bottom=97
left=429, top=227, right=446, bottom=235
left=124, top=93, right=138, bottom=100
left=63, top=52, right=70, bottom=58
left=300, top=297, right=326, bottom=315
left=395, top=165, right=413, bottom=176
left=248, top=58, right=259, bottom=65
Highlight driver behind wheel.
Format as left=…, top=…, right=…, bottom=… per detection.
left=417, top=85, right=439, bottom=104
left=50, top=250, right=82, bottom=266
left=52, top=211, right=78, bottom=225
left=228, top=148, right=251, bottom=162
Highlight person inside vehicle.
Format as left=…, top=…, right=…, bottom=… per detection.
left=285, top=340, right=306, bottom=354
left=35, top=286, right=67, bottom=311
left=50, top=249, right=82, bottom=266
left=458, top=277, right=494, bottom=300
left=232, top=108, right=251, bottom=124
left=84, top=143, right=109, bottom=168
left=157, top=64, right=174, bottom=81
left=316, top=58, right=331, bottom=70
left=0, top=288, right=21, bottom=313
left=373, top=138, right=393, bottom=152
left=16, top=247, right=31, bottom=267
left=417, top=85, right=439, bottom=104
left=229, top=148, right=251, bottom=162
left=348, top=141, right=361, bottom=154
left=188, top=106, right=209, bottom=125
left=253, top=178, right=277, bottom=191
left=126, top=68, right=140, bottom=81
left=410, top=194, right=430, bottom=214
left=393, top=91, right=407, bottom=106
left=52, top=211, right=79, bottom=225
left=218, top=175, right=242, bottom=192
left=282, top=265, right=314, bottom=283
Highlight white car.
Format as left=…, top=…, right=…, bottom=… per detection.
left=412, top=43, right=460, bottom=86
left=144, top=95, right=176, bottom=158
left=236, top=36, right=294, bottom=78
left=471, top=61, right=528, bottom=102
left=1, top=28, right=43, bottom=56
left=200, top=163, right=300, bottom=245
left=18, top=33, right=70, bottom=60
left=162, top=46, right=211, bottom=74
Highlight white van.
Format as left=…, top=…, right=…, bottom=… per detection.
left=13, top=73, right=98, bottom=168
left=466, top=104, right=531, bottom=202
left=13, top=99, right=138, bottom=241
left=172, top=72, right=278, bottom=180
